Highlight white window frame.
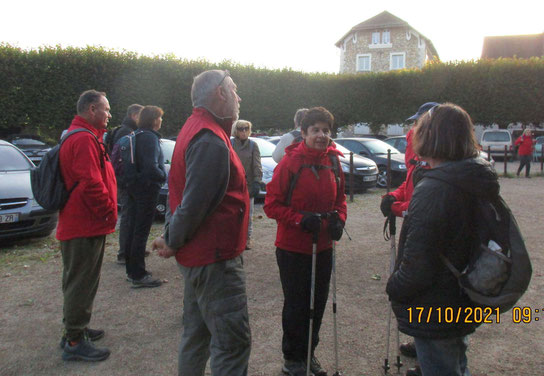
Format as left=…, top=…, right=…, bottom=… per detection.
left=390, top=52, right=406, bottom=70
left=356, top=54, right=372, bottom=72
left=372, top=31, right=380, bottom=45
left=382, top=30, right=390, bottom=44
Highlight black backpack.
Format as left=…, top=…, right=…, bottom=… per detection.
left=30, top=129, right=100, bottom=211
left=439, top=195, right=532, bottom=312
left=110, top=130, right=143, bottom=188
left=104, top=125, right=121, bottom=156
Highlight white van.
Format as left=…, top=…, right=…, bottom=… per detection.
left=480, top=130, right=513, bottom=159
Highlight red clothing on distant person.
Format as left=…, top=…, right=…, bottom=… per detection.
left=515, top=134, right=535, bottom=156
left=388, top=128, right=417, bottom=217
left=56, top=116, right=117, bottom=241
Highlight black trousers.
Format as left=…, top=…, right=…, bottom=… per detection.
left=517, top=155, right=532, bottom=177
left=120, top=186, right=160, bottom=279
left=276, top=247, right=332, bottom=362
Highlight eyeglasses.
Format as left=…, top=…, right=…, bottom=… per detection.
left=237, top=127, right=250, bottom=132
left=217, top=69, right=230, bottom=87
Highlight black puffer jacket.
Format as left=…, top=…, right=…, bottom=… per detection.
left=386, top=157, right=499, bottom=339
left=133, top=129, right=167, bottom=189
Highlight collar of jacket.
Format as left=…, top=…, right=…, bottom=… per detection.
left=193, top=107, right=233, bottom=135
left=141, top=128, right=162, bottom=138
left=71, top=115, right=106, bottom=140
left=286, top=139, right=342, bottom=161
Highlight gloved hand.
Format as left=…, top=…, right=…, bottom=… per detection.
left=328, top=212, right=344, bottom=241
left=249, top=181, right=261, bottom=198
left=301, top=214, right=321, bottom=234
left=380, top=194, right=396, bottom=217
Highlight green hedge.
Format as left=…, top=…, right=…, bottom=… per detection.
left=1, top=44, right=543, bottom=140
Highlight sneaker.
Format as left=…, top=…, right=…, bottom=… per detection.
left=59, top=328, right=105, bottom=349
left=282, top=359, right=312, bottom=376
left=310, top=356, right=327, bottom=376
left=405, top=365, right=422, bottom=376
left=62, top=338, right=110, bottom=362
left=399, top=341, right=417, bottom=358
left=131, top=274, right=162, bottom=288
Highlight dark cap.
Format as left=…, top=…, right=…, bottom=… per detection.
left=406, top=102, right=440, bottom=122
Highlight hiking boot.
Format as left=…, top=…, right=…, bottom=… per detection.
left=62, top=338, right=110, bottom=362
left=282, top=359, right=312, bottom=376
left=310, top=356, right=327, bottom=376
left=131, top=273, right=162, bottom=288
left=399, top=341, right=417, bottom=358
left=59, top=328, right=105, bottom=349
left=405, top=365, right=422, bottom=376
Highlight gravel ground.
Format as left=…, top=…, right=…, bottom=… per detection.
left=0, top=166, right=542, bottom=376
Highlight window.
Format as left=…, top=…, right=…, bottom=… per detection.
left=390, top=53, right=405, bottom=70
left=372, top=32, right=380, bottom=44
left=356, top=54, right=371, bottom=72
left=382, top=30, right=390, bottom=44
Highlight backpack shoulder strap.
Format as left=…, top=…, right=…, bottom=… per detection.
left=60, top=128, right=104, bottom=168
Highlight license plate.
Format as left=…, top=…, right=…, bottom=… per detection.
left=363, top=175, right=377, bottom=181
left=0, top=213, right=19, bottom=223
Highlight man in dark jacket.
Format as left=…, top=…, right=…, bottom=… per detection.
left=57, top=90, right=117, bottom=362
left=151, top=70, right=251, bottom=375
left=108, top=104, right=143, bottom=264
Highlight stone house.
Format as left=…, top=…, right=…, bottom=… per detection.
left=335, top=11, right=439, bottom=74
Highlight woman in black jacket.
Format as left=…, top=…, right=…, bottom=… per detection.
left=121, top=105, right=167, bottom=288
left=386, top=103, right=499, bottom=376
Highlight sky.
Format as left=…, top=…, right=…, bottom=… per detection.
left=2, top=0, right=543, bottom=74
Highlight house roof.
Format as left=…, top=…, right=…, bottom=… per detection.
left=481, top=33, right=544, bottom=59
left=335, top=10, right=439, bottom=59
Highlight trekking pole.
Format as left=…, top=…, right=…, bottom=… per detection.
left=331, top=240, right=343, bottom=376
left=307, top=225, right=319, bottom=376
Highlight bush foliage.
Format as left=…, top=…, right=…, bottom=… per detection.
left=1, top=44, right=543, bottom=139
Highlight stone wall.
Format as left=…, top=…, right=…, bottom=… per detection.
left=339, top=27, right=428, bottom=73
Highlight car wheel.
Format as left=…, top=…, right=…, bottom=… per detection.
left=377, top=167, right=388, bottom=188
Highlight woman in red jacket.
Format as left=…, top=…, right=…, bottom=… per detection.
left=264, top=107, right=347, bottom=376
left=515, top=129, right=535, bottom=178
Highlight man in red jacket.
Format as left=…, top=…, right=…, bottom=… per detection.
left=58, top=90, right=117, bottom=362
left=152, top=70, right=251, bottom=375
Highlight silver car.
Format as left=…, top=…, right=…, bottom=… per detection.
left=0, top=140, right=58, bottom=241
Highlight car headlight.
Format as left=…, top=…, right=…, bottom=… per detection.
left=341, top=163, right=350, bottom=173
left=399, top=164, right=406, bottom=170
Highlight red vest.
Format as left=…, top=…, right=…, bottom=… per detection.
left=169, top=108, right=249, bottom=267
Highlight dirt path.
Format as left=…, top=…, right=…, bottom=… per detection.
left=1, top=175, right=543, bottom=376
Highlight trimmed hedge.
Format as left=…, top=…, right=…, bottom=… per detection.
left=1, top=44, right=543, bottom=139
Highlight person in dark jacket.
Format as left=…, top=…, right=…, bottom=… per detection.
left=108, top=104, right=143, bottom=264
left=264, top=107, right=347, bottom=376
left=231, top=119, right=262, bottom=249
left=120, top=105, right=167, bottom=288
left=515, top=129, right=535, bottom=178
left=58, top=90, right=117, bottom=362
left=386, top=103, right=500, bottom=376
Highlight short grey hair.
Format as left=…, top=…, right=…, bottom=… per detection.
left=294, top=108, right=309, bottom=128
left=77, top=90, right=106, bottom=115
left=126, top=104, right=144, bottom=117
left=191, top=70, right=228, bottom=107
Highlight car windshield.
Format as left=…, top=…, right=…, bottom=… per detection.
left=160, top=139, right=176, bottom=164
left=250, top=137, right=275, bottom=158
left=333, top=143, right=352, bottom=155
left=483, top=132, right=510, bottom=142
left=362, top=139, right=400, bottom=155
left=536, top=137, right=544, bottom=145
left=11, top=138, right=47, bottom=147
left=0, top=145, right=33, bottom=171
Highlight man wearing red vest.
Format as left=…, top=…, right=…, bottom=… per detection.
left=152, top=70, right=251, bottom=375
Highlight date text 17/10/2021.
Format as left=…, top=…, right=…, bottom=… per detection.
left=406, top=306, right=542, bottom=324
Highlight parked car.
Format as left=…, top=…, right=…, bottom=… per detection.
left=0, top=140, right=58, bottom=241
left=480, top=129, right=514, bottom=160
left=386, top=134, right=495, bottom=167
left=334, top=138, right=406, bottom=188
left=155, top=138, right=176, bottom=217
left=246, top=137, right=277, bottom=199
left=533, top=136, right=544, bottom=161
left=333, top=143, right=379, bottom=192
left=267, top=136, right=281, bottom=145
left=7, top=135, right=52, bottom=165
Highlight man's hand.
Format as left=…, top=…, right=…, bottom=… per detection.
left=151, top=237, right=176, bottom=259
left=380, top=194, right=396, bottom=217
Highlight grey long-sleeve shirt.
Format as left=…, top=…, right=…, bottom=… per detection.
left=164, top=130, right=230, bottom=249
